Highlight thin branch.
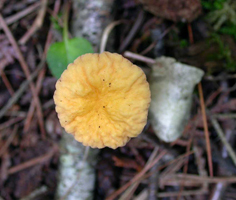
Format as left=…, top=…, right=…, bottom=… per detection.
left=20, top=186, right=47, bottom=200
left=124, top=51, right=155, bottom=64
left=198, top=82, right=213, bottom=177
left=213, top=113, right=236, bottom=119
left=119, top=10, right=144, bottom=52
left=140, top=23, right=175, bottom=55
left=0, top=71, right=14, bottom=96
left=106, top=149, right=166, bottom=200
left=163, top=173, right=236, bottom=183
left=177, top=134, right=193, bottom=200
left=158, top=188, right=208, bottom=198
left=0, top=125, right=18, bottom=157
left=100, top=20, right=124, bottom=53
left=187, top=23, right=194, bottom=44
left=210, top=117, right=236, bottom=166
left=8, top=145, right=56, bottom=174
left=0, top=117, right=24, bottom=131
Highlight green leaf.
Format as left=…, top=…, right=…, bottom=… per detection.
left=47, top=37, right=94, bottom=79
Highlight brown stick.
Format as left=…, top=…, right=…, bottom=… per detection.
left=177, top=134, right=193, bottom=199
left=187, top=23, right=194, bottom=44
left=163, top=173, right=236, bottom=183
left=158, top=188, right=208, bottom=198
left=8, top=147, right=56, bottom=174
left=0, top=125, right=18, bottom=157
left=0, top=117, right=24, bottom=131
left=198, top=82, right=213, bottom=177
left=0, top=70, right=14, bottom=96
left=124, top=51, right=155, bottom=64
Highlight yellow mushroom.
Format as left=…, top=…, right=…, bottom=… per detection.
left=54, top=52, right=151, bottom=149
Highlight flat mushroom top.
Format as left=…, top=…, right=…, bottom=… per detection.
left=54, top=52, right=151, bottom=149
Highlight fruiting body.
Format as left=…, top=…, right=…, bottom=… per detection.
left=54, top=52, right=150, bottom=149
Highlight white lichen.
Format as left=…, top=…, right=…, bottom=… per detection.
left=150, top=57, right=204, bottom=142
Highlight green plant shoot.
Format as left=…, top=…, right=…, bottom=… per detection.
left=46, top=5, right=94, bottom=79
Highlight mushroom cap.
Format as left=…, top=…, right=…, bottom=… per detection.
left=54, top=52, right=151, bottom=149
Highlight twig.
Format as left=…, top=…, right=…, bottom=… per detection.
left=0, top=58, right=10, bottom=74
left=0, top=2, right=41, bottom=30
left=4, top=111, right=27, bottom=117
left=0, top=0, right=6, bottom=9
left=210, top=182, right=226, bottom=200
left=171, top=139, right=189, bottom=146
left=187, top=23, right=194, bottom=44
left=163, top=173, right=236, bottom=183
left=158, top=151, right=194, bottom=171
left=206, top=87, right=222, bottom=107
left=205, top=74, right=236, bottom=81
left=210, top=117, right=236, bottom=166
left=213, top=113, right=236, bottom=119
left=0, top=117, right=23, bottom=131
left=0, top=125, right=18, bottom=157
left=133, top=189, right=148, bottom=200
left=100, top=20, right=125, bottom=53
left=19, top=0, right=48, bottom=44
left=193, top=144, right=208, bottom=181
left=0, top=14, right=46, bottom=138
left=134, top=188, right=207, bottom=199
left=211, top=99, right=236, bottom=113
left=177, top=134, right=193, bottom=200
left=8, top=146, right=56, bottom=175
left=119, top=147, right=159, bottom=200
left=198, top=82, right=213, bottom=177
left=0, top=60, right=45, bottom=119
left=124, top=51, right=155, bottom=64
left=140, top=24, right=175, bottom=55
left=158, top=189, right=208, bottom=198
left=42, top=99, right=54, bottom=110
left=118, top=181, right=140, bottom=200
left=148, top=161, right=159, bottom=200
left=0, top=70, right=14, bottom=96
left=106, top=149, right=166, bottom=200
left=119, top=10, right=144, bottom=52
